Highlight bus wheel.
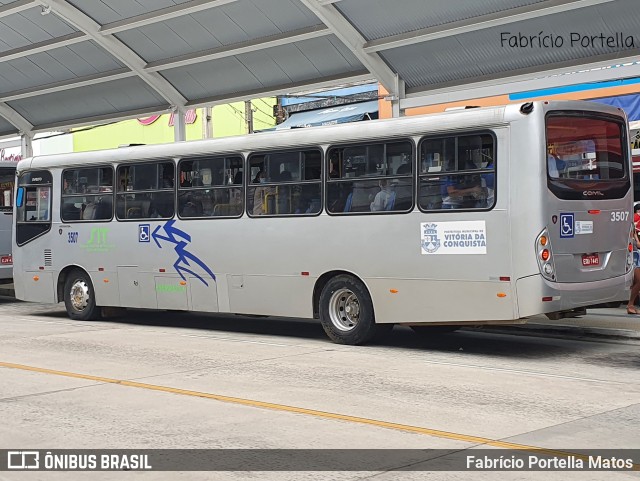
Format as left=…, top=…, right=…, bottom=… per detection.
left=411, top=325, right=460, bottom=336
left=319, top=275, right=380, bottom=345
left=64, top=270, right=100, bottom=321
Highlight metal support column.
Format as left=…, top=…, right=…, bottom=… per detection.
left=244, top=100, right=254, bottom=134
left=20, top=132, right=33, bottom=158
left=391, top=76, right=406, bottom=118
left=203, top=106, right=213, bottom=139
left=173, top=107, right=186, bottom=142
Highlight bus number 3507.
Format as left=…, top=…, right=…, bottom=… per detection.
left=610, top=211, right=629, bottom=222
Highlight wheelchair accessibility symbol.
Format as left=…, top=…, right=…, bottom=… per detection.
left=139, top=224, right=150, bottom=243
left=559, top=213, right=574, bottom=238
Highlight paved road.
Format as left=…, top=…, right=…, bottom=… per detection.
left=0, top=297, right=639, bottom=480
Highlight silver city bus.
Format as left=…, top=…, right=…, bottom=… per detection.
left=12, top=101, right=633, bottom=344
left=0, top=161, right=16, bottom=283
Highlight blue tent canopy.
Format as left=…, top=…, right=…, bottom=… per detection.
left=591, top=93, right=640, bottom=122
left=274, top=100, right=378, bottom=130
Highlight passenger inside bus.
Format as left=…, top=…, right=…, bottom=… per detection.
left=547, top=152, right=567, bottom=178
left=370, top=179, right=396, bottom=211
left=252, top=169, right=269, bottom=215
left=441, top=156, right=484, bottom=209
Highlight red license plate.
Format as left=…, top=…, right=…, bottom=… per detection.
left=0, top=255, right=12, bottom=265
left=582, top=254, right=599, bottom=267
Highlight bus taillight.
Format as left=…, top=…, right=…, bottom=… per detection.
left=627, top=225, right=635, bottom=272
left=536, top=228, right=556, bottom=281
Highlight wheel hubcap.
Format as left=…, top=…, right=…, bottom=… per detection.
left=329, top=288, right=360, bottom=331
left=69, top=280, right=90, bottom=311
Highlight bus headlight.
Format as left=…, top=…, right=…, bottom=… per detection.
left=536, top=228, right=556, bottom=281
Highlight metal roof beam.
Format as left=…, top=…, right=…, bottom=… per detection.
left=0, top=31, right=86, bottom=63
left=0, top=68, right=134, bottom=102
left=400, top=52, right=640, bottom=109
left=0, top=101, right=33, bottom=133
left=364, top=0, right=616, bottom=53
left=100, top=0, right=240, bottom=35
left=146, top=25, right=331, bottom=72
left=186, top=70, right=374, bottom=108
left=299, top=0, right=398, bottom=95
left=45, top=0, right=187, bottom=108
left=0, top=0, right=37, bottom=19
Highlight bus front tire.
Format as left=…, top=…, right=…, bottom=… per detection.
left=319, top=275, right=387, bottom=345
left=63, top=269, right=101, bottom=321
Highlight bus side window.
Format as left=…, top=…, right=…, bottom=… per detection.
left=418, top=133, right=494, bottom=211
left=178, top=155, right=244, bottom=219
left=327, top=140, right=413, bottom=215
left=62, top=166, right=114, bottom=222
left=248, top=149, right=321, bottom=217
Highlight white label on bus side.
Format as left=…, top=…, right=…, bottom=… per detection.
left=575, top=221, right=593, bottom=235
left=421, top=221, right=487, bottom=255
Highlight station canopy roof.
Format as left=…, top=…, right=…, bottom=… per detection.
left=0, top=0, right=638, bottom=138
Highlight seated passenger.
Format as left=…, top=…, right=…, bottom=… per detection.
left=370, top=180, right=395, bottom=211
left=442, top=175, right=484, bottom=209
left=396, top=160, right=411, bottom=175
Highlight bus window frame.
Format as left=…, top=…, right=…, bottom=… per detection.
left=325, top=137, right=416, bottom=216
left=417, top=130, right=497, bottom=213
left=60, top=165, right=115, bottom=223
left=177, top=153, right=246, bottom=220
left=246, top=147, right=324, bottom=219
left=115, top=160, right=176, bottom=222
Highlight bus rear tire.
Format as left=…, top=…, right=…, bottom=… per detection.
left=63, top=269, right=101, bottom=321
left=319, top=274, right=384, bottom=345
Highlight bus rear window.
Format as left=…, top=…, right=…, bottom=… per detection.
left=546, top=115, right=626, bottom=181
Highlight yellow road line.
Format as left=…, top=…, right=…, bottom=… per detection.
left=0, top=360, right=632, bottom=466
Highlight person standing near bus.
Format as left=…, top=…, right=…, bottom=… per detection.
left=627, top=266, right=640, bottom=315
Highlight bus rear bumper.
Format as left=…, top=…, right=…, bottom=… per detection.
left=516, top=272, right=632, bottom=318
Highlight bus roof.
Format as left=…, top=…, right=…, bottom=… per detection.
left=23, top=100, right=626, bottom=171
